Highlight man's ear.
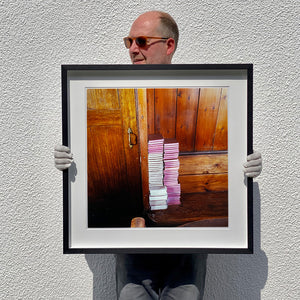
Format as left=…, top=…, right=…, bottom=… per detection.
left=166, top=38, right=176, bottom=56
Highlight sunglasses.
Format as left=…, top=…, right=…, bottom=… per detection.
left=123, top=36, right=169, bottom=49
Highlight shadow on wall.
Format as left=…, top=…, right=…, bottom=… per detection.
left=203, top=183, right=268, bottom=299
left=85, top=254, right=116, bottom=300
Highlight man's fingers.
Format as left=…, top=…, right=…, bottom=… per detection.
left=54, top=145, right=73, bottom=171
left=246, top=151, right=261, bottom=161
left=243, top=165, right=262, bottom=178
left=54, top=157, right=73, bottom=171
left=54, top=151, right=73, bottom=159
left=244, top=151, right=262, bottom=177
left=54, top=144, right=73, bottom=159
left=55, top=163, right=72, bottom=171
left=54, top=158, right=73, bottom=165
left=244, top=167, right=261, bottom=178
left=243, top=158, right=262, bottom=168
left=243, top=151, right=262, bottom=178
left=244, top=171, right=261, bottom=178
left=54, top=144, right=71, bottom=153
left=244, top=166, right=261, bottom=173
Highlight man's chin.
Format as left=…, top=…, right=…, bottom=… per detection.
left=133, top=60, right=146, bottom=64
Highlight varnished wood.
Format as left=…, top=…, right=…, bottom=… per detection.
left=87, top=88, right=143, bottom=227
left=87, top=87, right=229, bottom=227
left=146, top=87, right=227, bottom=153
left=147, top=191, right=228, bottom=226
left=87, top=126, right=127, bottom=200
left=131, top=217, right=146, bottom=227
left=176, top=88, right=199, bottom=152
left=213, top=88, right=228, bottom=150
left=146, top=89, right=155, bottom=134
left=154, top=88, right=177, bottom=138
left=195, top=88, right=222, bottom=151
left=179, top=153, right=228, bottom=175
left=179, top=173, right=228, bottom=193
left=118, top=89, right=142, bottom=208
left=136, top=89, right=150, bottom=210
left=87, top=89, right=119, bottom=110
left=87, top=110, right=121, bottom=126
left=143, top=87, right=228, bottom=226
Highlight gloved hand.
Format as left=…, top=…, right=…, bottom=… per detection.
left=243, top=151, right=262, bottom=178
left=54, top=145, right=73, bottom=171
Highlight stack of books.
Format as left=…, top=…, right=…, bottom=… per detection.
left=149, top=186, right=168, bottom=210
left=163, top=139, right=181, bottom=205
left=148, top=135, right=168, bottom=210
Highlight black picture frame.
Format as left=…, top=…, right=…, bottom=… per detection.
left=62, top=64, right=253, bottom=254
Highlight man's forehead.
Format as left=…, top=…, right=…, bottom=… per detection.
left=129, top=14, right=161, bottom=36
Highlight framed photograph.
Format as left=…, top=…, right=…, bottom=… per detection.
left=62, top=64, right=253, bottom=254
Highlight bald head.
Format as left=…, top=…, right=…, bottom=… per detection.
left=132, top=11, right=179, bottom=49
left=127, top=11, right=179, bottom=64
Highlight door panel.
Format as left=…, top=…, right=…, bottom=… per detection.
left=87, top=88, right=142, bottom=227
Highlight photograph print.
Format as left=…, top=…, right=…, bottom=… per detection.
left=87, top=87, right=228, bottom=228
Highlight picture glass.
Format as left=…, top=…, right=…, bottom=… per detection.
left=87, top=87, right=228, bottom=228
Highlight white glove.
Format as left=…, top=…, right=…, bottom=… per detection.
left=243, top=151, right=262, bottom=178
left=54, top=145, right=73, bottom=171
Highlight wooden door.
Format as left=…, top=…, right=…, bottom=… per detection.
left=87, top=88, right=142, bottom=227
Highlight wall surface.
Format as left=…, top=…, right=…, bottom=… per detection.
left=1, top=0, right=299, bottom=299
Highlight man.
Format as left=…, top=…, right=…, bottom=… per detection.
left=55, top=11, right=262, bottom=299
left=126, top=11, right=177, bottom=65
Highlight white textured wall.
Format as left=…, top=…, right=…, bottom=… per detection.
left=1, top=1, right=299, bottom=299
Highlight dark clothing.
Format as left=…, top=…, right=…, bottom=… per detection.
left=116, top=253, right=208, bottom=299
